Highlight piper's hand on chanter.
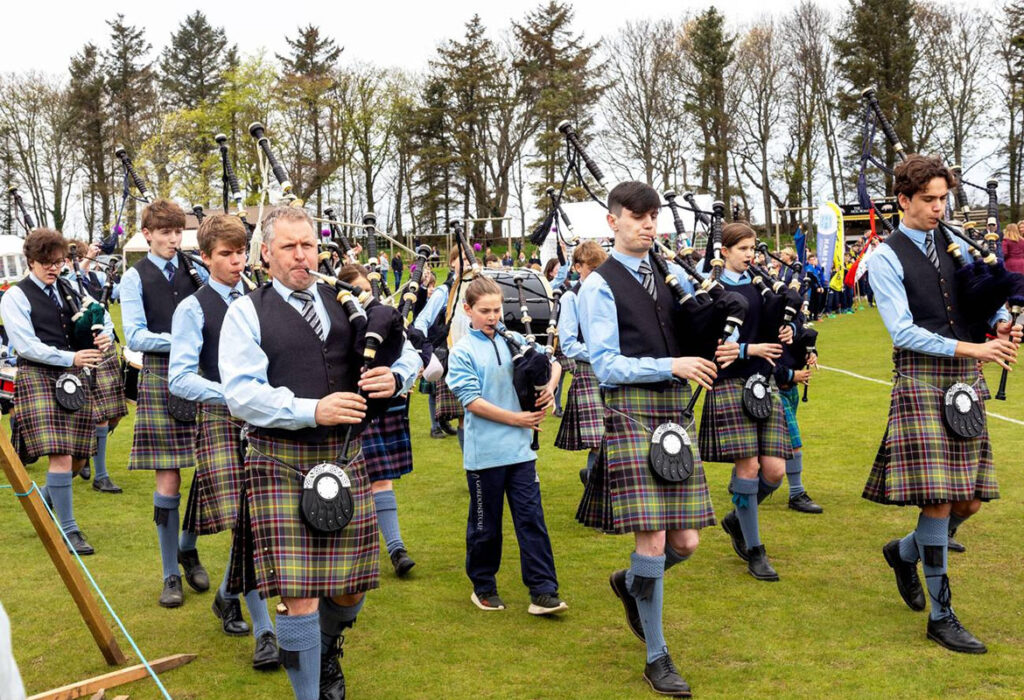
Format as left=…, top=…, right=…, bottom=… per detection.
left=73, top=349, right=103, bottom=368
left=779, top=325, right=794, bottom=344
left=793, top=368, right=812, bottom=385
left=806, top=352, right=818, bottom=368
left=358, top=366, right=398, bottom=398
left=994, top=320, right=1023, bottom=345
left=513, top=409, right=547, bottom=430
left=94, top=333, right=112, bottom=353
left=715, top=341, right=740, bottom=368
left=671, top=356, right=718, bottom=390
left=747, top=343, right=784, bottom=366
left=315, top=392, right=367, bottom=426
left=959, top=338, right=1018, bottom=371
left=534, top=386, right=555, bottom=411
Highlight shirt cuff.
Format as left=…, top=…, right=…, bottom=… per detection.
left=59, top=350, right=77, bottom=367
left=939, top=337, right=958, bottom=357
left=295, top=398, right=320, bottom=428
left=656, top=357, right=673, bottom=376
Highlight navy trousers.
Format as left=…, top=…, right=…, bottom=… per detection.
left=465, top=460, right=558, bottom=596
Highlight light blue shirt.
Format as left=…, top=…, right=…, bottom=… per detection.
left=868, top=222, right=1009, bottom=356
left=578, top=249, right=694, bottom=388
left=557, top=289, right=588, bottom=362
left=121, top=252, right=208, bottom=353
left=219, top=279, right=420, bottom=431
left=446, top=325, right=548, bottom=470
left=413, top=285, right=449, bottom=335
left=168, top=278, right=245, bottom=405
left=0, top=273, right=114, bottom=367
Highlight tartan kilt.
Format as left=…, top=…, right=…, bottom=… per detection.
left=863, top=350, right=997, bottom=506
left=779, top=385, right=802, bottom=450
left=576, top=382, right=716, bottom=534
left=90, top=347, right=127, bottom=424
left=435, top=375, right=464, bottom=421
left=555, top=360, right=603, bottom=451
left=697, top=378, right=793, bottom=463
left=183, top=404, right=245, bottom=535
left=361, top=405, right=413, bottom=482
left=128, top=353, right=196, bottom=471
left=10, top=362, right=96, bottom=464
left=240, top=432, right=379, bottom=599
left=556, top=352, right=576, bottom=375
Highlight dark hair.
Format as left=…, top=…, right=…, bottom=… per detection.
left=141, top=198, right=186, bottom=231
left=892, top=154, right=954, bottom=204
left=23, top=228, right=67, bottom=264
left=607, top=181, right=661, bottom=216
left=465, top=276, right=502, bottom=307
left=721, top=222, right=756, bottom=248
left=197, top=214, right=247, bottom=256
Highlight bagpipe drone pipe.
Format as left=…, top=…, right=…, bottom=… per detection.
left=215, top=133, right=264, bottom=284
left=495, top=325, right=552, bottom=452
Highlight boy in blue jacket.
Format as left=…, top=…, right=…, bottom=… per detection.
left=446, top=276, right=567, bottom=615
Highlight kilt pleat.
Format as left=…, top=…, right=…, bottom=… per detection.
left=127, top=353, right=197, bottom=471
left=863, top=350, right=997, bottom=506
left=555, top=361, right=603, bottom=451
left=779, top=385, right=802, bottom=450
left=435, top=375, right=464, bottom=421
left=576, top=382, right=715, bottom=534
left=361, top=404, right=413, bottom=482
left=245, top=432, right=379, bottom=599
left=556, top=352, right=576, bottom=375
left=90, top=347, right=127, bottom=423
left=183, top=404, right=245, bottom=535
left=697, top=378, right=793, bottom=463
left=11, top=362, right=96, bottom=463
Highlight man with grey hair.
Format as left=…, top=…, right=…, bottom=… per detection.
left=219, top=206, right=421, bottom=700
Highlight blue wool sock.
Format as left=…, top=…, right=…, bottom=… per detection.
left=731, top=476, right=761, bottom=549
left=898, top=531, right=919, bottom=563
left=92, top=426, right=109, bottom=481
left=153, top=492, right=181, bottom=580
left=785, top=452, right=804, bottom=498
left=276, top=611, right=321, bottom=700
left=457, top=427, right=464, bottom=450
left=664, top=543, right=690, bottom=572
left=245, top=589, right=274, bottom=639
left=915, top=514, right=951, bottom=621
left=320, top=596, right=364, bottom=653
left=178, top=529, right=198, bottom=553
left=372, top=490, right=405, bottom=554
left=625, top=553, right=668, bottom=663
left=428, top=393, right=439, bottom=431
left=46, top=471, right=77, bottom=534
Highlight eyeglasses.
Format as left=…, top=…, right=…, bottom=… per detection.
left=36, top=260, right=64, bottom=269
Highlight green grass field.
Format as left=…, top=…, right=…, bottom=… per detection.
left=2, top=305, right=1023, bottom=698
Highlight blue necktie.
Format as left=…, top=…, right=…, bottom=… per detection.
left=45, top=285, right=61, bottom=309
left=165, top=262, right=176, bottom=283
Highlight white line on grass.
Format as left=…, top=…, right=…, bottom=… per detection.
left=817, top=363, right=1024, bottom=427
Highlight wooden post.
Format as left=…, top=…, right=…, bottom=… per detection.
left=28, top=654, right=195, bottom=700
left=0, top=428, right=126, bottom=666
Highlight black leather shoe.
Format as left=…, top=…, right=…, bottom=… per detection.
left=643, top=653, right=692, bottom=697
left=212, top=589, right=250, bottom=636
left=882, top=539, right=926, bottom=611
left=78, top=460, right=91, bottom=480
left=948, top=528, right=966, bottom=554
left=579, top=468, right=589, bottom=486
left=721, top=511, right=749, bottom=562
left=747, top=545, right=779, bottom=581
left=92, top=476, right=123, bottom=494
left=429, top=427, right=446, bottom=439
left=178, top=548, right=210, bottom=592
left=609, top=569, right=644, bottom=642
left=320, top=635, right=346, bottom=700
left=788, top=491, right=823, bottom=514
left=927, top=613, right=987, bottom=654
left=252, top=631, right=280, bottom=671
left=159, top=575, right=184, bottom=608
left=65, top=530, right=95, bottom=556
left=440, top=421, right=458, bottom=436
left=390, top=548, right=416, bottom=577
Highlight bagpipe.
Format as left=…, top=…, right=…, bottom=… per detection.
left=494, top=326, right=552, bottom=452
left=174, top=247, right=257, bottom=292
left=215, top=133, right=264, bottom=285
left=361, top=212, right=392, bottom=301
left=7, top=185, right=34, bottom=232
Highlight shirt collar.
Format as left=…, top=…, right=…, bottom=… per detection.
left=721, top=268, right=749, bottom=284
left=148, top=251, right=176, bottom=268
left=208, top=277, right=244, bottom=300
left=272, top=278, right=317, bottom=302
left=898, top=221, right=931, bottom=242
left=610, top=248, right=647, bottom=273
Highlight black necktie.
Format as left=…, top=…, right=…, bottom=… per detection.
left=925, top=232, right=941, bottom=272
left=45, top=285, right=61, bottom=309
left=638, top=260, right=657, bottom=301
left=291, top=290, right=324, bottom=340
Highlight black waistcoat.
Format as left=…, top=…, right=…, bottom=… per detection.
left=717, top=281, right=771, bottom=381
left=250, top=283, right=359, bottom=443
left=194, top=285, right=231, bottom=383
left=18, top=277, right=76, bottom=351
left=597, top=253, right=681, bottom=390
left=884, top=230, right=971, bottom=341
left=134, top=255, right=200, bottom=337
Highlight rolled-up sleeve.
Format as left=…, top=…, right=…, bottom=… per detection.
left=446, top=344, right=481, bottom=407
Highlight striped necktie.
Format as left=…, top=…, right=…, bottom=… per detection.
left=291, top=289, right=324, bottom=340
left=925, top=232, right=941, bottom=272
left=165, top=261, right=176, bottom=283
left=638, top=259, right=658, bottom=301
left=228, top=289, right=242, bottom=303
left=45, top=285, right=62, bottom=309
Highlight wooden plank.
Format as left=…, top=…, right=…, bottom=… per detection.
left=27, top=654, right=195, bottom=700
left=0, top=427, right=126, bottom=666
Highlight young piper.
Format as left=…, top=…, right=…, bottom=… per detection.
left=337, top=264, right=417, bottom=577
left=577, top=182, right=735, bottom=697
left=446, top=276, right=567, bottom=616
left=0, top=228, right=108, bottom=555
left=413, top=264, right=454, bottom=439
left=554, top=241, right=607, bottom=485
left=167, top=214, right=279, bottom=670
left=701, top=223, right=795, bottom=582
left=121, top=198, right=210, bottom=607
left=863, top=154, right=1019, bottom=653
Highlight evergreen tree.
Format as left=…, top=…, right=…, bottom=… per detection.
left=69, top=43, right=112, bottom=238
left=159, top=11, right=233, bottom=110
